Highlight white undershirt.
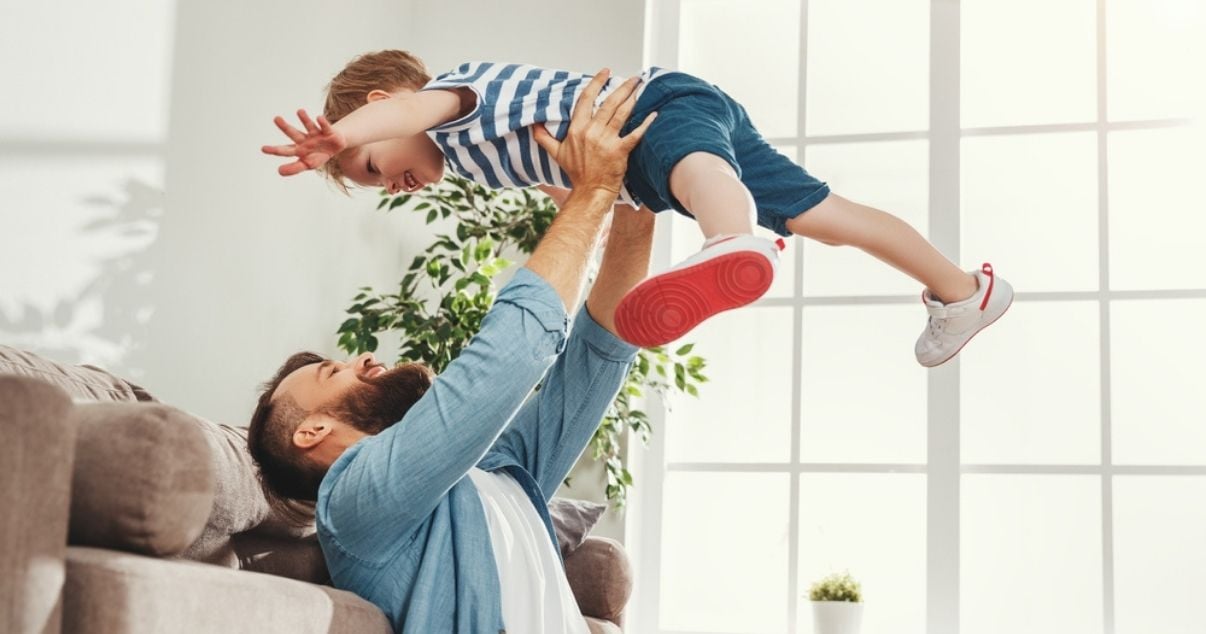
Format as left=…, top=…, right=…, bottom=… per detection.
left=467, top=468, right=589, bottom=634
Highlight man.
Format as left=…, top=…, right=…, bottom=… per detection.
left=247, top=71, right=656, bottom=633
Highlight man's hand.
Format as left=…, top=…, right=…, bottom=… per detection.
left=532, top=70, right=657, bottom=197
left=262, top=109, right=348, bottom=177
left=525, top=69, right=654, bottom=312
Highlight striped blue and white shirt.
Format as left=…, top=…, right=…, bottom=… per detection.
left=421, top=61, right=668, bottom=207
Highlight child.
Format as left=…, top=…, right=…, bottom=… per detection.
left=262, top=50, right=1012, bottom=366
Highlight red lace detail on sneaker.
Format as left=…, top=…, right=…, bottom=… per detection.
left=775, top=238, right=786, bottom=251
left=979, top=263, right=995, bottom=311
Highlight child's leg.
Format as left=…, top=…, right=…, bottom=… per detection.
left=613, top=151, right=783, bottom=347
left=667, top=152, right=756, bottom=237
left=784, top=193, right=978, bottom=303
left=784, top=192, right=1013, bottom=366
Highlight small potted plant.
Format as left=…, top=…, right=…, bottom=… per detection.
left=808, top=571, right=863, bottom=634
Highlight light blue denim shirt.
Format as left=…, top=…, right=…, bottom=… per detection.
left=316, top=267, right=639, bottom=634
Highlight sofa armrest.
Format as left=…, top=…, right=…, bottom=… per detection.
left=565, top=536, right=633, bottom=627
left=0, top=376, right=77, bottom=634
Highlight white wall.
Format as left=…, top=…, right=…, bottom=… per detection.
left=409, top=0, right=646, bottom=77
left=135, top=0, right=425, bottom=422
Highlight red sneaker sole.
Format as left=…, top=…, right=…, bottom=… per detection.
left=615, top=250, right=774, bottom=347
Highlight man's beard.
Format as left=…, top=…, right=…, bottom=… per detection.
left=319, top=362, right=435, bottom=435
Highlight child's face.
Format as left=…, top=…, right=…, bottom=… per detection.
left=339, top=134, right=446, bottom=195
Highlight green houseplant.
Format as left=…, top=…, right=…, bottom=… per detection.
left=335, top=175, right=708, bottom=506
left=808, top=571, right=864, bottom=634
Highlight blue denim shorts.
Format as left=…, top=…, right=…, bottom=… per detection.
left=621, top=72, right=831, bottom=236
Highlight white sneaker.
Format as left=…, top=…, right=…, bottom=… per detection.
left=915, top=263, right=1013, bottom=367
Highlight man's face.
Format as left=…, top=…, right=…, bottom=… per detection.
left=271, top=352, right=435, bottom=453
left=273, top=352, right=386, bottom=412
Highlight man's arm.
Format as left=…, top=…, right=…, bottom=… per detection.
left=320, top=71, right=654, bottom=550
left=585, top=204, right=655, bottom=335
left=486, top=204, right=656, bottom=496
left=526, top=72, right=654, bottom=311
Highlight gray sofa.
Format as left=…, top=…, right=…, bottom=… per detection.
left=0, top=347, right=632, bottom=634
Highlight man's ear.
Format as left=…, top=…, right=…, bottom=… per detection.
left=293, top=413, right=337, bottom=450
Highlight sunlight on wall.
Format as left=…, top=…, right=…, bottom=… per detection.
left=0, top=0, right=174, bottom=375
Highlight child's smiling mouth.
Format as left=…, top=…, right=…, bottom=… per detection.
left=404, top=170, right=421, bottom=191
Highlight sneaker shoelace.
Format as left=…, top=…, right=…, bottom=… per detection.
left=927, top=316, right=947, bottom=339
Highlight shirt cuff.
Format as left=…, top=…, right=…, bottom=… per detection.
left=495, top=267, right=571, bottom=336
left=574, top=304, right=640, bottom=362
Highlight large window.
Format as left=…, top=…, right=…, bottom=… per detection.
left=629, top=1, right=1206, bottom=632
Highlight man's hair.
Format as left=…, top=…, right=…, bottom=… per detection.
left=247, top=352, right=435, bottom=502
left=247, top=352, right=327, bottom=501
left=321, top=49, right=432, bottom=193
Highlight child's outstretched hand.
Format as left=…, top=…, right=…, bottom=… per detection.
left=261, top=109, right=348, bottom=177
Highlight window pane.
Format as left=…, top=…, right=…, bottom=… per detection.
left=800, top=305, right=926, bottom=464
left=679, top=0, right=800, bottom=138
left=666, top=307, right=794, bottom=463
left=0, top=0, right=174, bottom=141
left=962, top=132, right=1099, bottom=292
left=805, top=0, right=928, bottom=136
left=798, top=474, right=926, bottom=634
left=1107, top=0, right=1206, bottom=122
left=961, top=0, right=1097, bottom=128
left=661, top=472, right=790, bottom=632
left=1108, top=127, right=1206, bottom=290
left=961, top=475, right=1104, bottom=634
left=801, top=140, right=929, bottom=297
left=669, top=147, right=799, bottom=299
left=962, top=302, right=1101, bottom=465
left=0, top=157, right=162, bottom=368
left=1113, top=476, right=1206, bottom=634
left=1110, top=299, right=1206, bottom=465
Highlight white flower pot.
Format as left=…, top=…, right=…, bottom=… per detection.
left=811, top=600, right=863, bottom=634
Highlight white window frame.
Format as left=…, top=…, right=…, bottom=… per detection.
left=625, top=1, right=1206, bottom=633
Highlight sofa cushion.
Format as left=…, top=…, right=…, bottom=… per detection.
left=565, top=536, right=633, bottom=624
left=0, top=346, right=299, bottom=566
left=0, top=345, right=155, bottom=403
left=549, top=496, right=607, bottom=559
left=64, top=546, right=391, bottom=634
left=69, top=402, right=215, bottom=557
left=175, top=421, right=276, bottom=565
left=231, top=532, right=330, bottom=585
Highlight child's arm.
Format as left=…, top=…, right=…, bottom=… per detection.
left=333, top=89, right=464, bottom=148
left=262, top=89, right=467, bottom=176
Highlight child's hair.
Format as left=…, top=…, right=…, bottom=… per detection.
left=321, top=50, right=432, bottom=192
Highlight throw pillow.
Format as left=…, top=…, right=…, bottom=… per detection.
left=69, top=402, right=215, bottom=556
left=548, top=497, right=607, bottom=559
